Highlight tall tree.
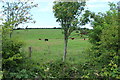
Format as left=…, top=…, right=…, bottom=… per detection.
left=53, top=1, right=86, bottom=62
left=2, top=0, right=38, bottom=38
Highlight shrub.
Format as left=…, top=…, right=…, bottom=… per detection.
left=2, top=39, right=40, bottom=79
left=38, top=60, right=82, bottom=78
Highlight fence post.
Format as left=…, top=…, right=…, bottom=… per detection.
left=28, top=47, right=32, bottom=57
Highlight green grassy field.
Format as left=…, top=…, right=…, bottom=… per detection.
left=12, top=29, right=91, bottom=64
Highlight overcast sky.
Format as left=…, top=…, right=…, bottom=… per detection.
left=0, top=0, right=119, bottom=29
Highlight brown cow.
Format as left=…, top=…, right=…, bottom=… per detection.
left=39, top=38, right=41, bottom=40
left=70, top=38, right=75, bottom=40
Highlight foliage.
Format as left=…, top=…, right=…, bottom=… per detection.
left=80, top=10, right=91, bottom=25
left=2, top=0, right=38, bottom=37
left=0, top=19, right=2, bottom=79
left=37, top=60, right=83, bottom=78
left=98, top=22, right=119, bottom=79
left=2, top=39, right=23, bottom=71
left=83, top=2, right=120, bottom=79
left=53, top=1, right=86, bottom=61
left=89, top=2, right=118, bottom=45
left=53, top=1, right=86, bottom=36
left=2, top=1, right=119, bottom=79
left=2, top=1, right=37, bottom=28
left=2, top=38, right=41, bottom=79
left=1, top=1, right=40, bottom=78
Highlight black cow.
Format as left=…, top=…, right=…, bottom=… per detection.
left=45, top=39, right=48, bottom=41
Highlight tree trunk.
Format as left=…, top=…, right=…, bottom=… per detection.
left=63, top=35, right=68, bottom=62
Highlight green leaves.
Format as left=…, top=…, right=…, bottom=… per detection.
left=100, top=60, right=120, bottom=79
left=84, top=2, right=120, bottom=79
left=2, top=1, right=38, bottom=29
left=53, top=2, right=85, bottom=23
left=53, top=1, right=86, bottom=61
left=2, top=38, right=41, bottom=79
left=53, top=1, right=87, bottom=36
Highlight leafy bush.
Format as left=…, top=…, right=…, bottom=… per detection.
left=2, top=39, right=40, bottom=79
left=39, top=60, right=80, bottom=78
left=83, top=2, right=120, bottom=79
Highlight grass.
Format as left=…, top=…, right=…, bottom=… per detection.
left=12, top=29, right=91, bottom=64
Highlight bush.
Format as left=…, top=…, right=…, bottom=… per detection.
left=2, top=39, right=40, bottom=79
left=37, top=60, right=83, bottom=78
left=84, top=3, right=120, bottom=79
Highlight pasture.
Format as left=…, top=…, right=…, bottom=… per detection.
left=12, top=29, right=91, bottom=64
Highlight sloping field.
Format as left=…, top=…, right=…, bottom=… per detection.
left=12, top=29, right=91, bottom=64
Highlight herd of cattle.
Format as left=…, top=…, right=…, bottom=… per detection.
left=38, top=32, right=87, bottom=41
left=38, top=37, right=86, bottom=41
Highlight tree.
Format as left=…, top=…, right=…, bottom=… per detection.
left=1, top=1, right=41, bottom=79
left=2, top=0, right=38, bottom=38
left=1, top=13, right=40, bottom=80
left=83, top=2, right=120, bottom=79
left=89, top=2, right=118, bottom=45
left=53, top=1, right=86, bottom=62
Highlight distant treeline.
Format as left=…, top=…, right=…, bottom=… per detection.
left=14, top=27, right=92, bottom=30
left=14, top=27, right=62, bottom=30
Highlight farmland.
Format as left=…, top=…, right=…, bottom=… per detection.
left=1, top=1, right=119, bottom=79
left=12, top=29, right=91, bottom=64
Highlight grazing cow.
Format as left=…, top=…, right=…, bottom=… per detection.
left=39, top=38, right=41, bottom=40
left=71, top=38, right=75, bottom=40
left=45, top=39, right=48, bottom=41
